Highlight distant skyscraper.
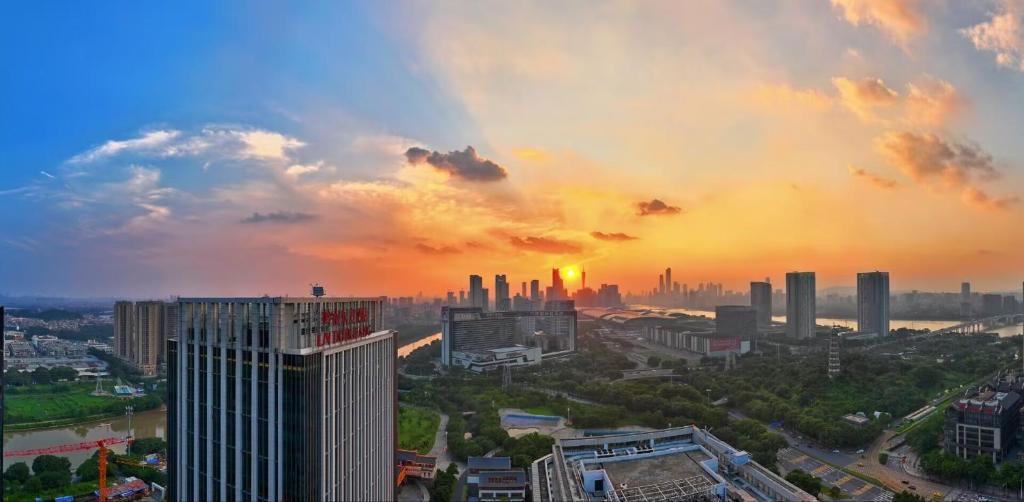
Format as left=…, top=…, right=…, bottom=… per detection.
left=786, top=272, right=816, bottom=339
left=548, top=269, right=567, bottom=300
left=530, top=280, right=540, bottom=301
left=857, top=272, right=890, bottom=336
left=521, top=281, right=527, bottom=298
left=459, top=290, right=466, bottom=306
left=470, top=274, right=486, bottom=310
left=114, top=300, right=171, bottom=375
left=168, top=296, right=393, bottom=502
left=750, top=281, right=772, bottom=326
left=961, top=282, right=972, bottom=318
left=495, top=274, right=510, bottom=311
left=582, top=267, right=587, bottom=290
left=983, top=294, right=1003, bottom=316
left=658, top=274, right=665, bottom=295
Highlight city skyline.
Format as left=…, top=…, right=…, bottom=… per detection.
left=3, top=2, right=1024, bottom=297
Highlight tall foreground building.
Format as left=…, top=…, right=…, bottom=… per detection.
left=857, top=271, right=890, bottom=336
left=168, top=296, right=395, bottom=502
left=749, top=281, right=772, bottom=326
left=785, top=272, right=816, bottom=339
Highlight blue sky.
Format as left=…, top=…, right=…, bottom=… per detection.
left=2, top=1, right=1023, bottom=297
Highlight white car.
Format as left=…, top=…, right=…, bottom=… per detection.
left=856, top=449, right=865, bottom=454
left=832, top=449, right=840, bottom=454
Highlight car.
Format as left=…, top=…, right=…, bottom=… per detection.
left=909, top=485, right=917, bottom=491
left=832, top=449, right=840, bottom=454
left=901, top=480, right=909, bottom=485
left=856, top=449, right=865, bottom=454
left=857, top=462, right=864, bottom=467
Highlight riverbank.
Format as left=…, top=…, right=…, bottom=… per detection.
left=4, top=381, right=163, bottom=432
left=394, top=323, right=441, bottom=346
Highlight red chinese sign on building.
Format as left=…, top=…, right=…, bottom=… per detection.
left=316, top=306, right=372, bottom=347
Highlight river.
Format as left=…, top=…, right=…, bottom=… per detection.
left=3, top=333, right=443, bottom=469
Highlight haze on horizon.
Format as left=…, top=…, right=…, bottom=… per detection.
left=2, top=1, right=1023, bottom=298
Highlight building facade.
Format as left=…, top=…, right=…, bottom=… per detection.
left=715, top=305, right=758, bottom=339
left=441, top=303, right=577, bottom=367
left=943, top=380, right=1022, bottom=462
left=168, top=296, right=395, bottom=502
left=857, top=271, right=890, bottom=337
left=114, top=300, right=174, bottom=375
left=750, top=281, right=772, bottom=327
left=785, top=272, right=816, bottom=339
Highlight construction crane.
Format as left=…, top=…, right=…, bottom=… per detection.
left=4, top=436, right=133, bottom=502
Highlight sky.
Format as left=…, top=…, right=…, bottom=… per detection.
left=2, top=0, right=1024, bottom=298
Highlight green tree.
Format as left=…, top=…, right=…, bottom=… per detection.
left=4, top=462, right=30, bottom=484
left=37, top=470, right=71, bottom=490
left=32, top=454, right=71, bottom=476
left=892, top=490, right=926, bottom=502
left=784, top=469, right=822, bottom=496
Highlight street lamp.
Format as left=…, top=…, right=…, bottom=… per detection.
left=125, top=405, right=134, bottom=456
left=706, top=388, right=712, bottom=403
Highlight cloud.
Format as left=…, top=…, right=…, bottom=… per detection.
left=961, top=0, right=1024, bottom=71
left=67, top=126, right=304, bottom=164
left=830, top=0, right=927, bottom=45
left=748, top=83, right=833, bottom=112
left=848, top=166, right=900, bottom=189
left=414, top=243, right=461, bottom=255
left=240, top=211, right=317, bottom=224
left=70, top=130, right=182, bottom=163
left=404, top=146, right=508, bottom=182
left=508, top=236, right=582, bottom=254
left=636, top=199, right=682, bottom=216
left=831, top=77, right=899, bottom=120
left=904, top=76, right=966, bottom=125
left=877, top=132, right=998, bottom=187
left=961, top=186, right=1020, bottom=211
left=285, top=161, right=323, bottom=177
left=590, top=231, right=639, bottom=241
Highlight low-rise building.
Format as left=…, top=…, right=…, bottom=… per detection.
left=532, top=427, right=813, bottom=502
left=396, top=449, right=437, bottom=481
left=451, top=345, right=542, bottom=373
left=944, top=375, right=1024, bottom=462
left=467, top=457, right=527, bottom=502
left=642, top=326, right=751, bottom=358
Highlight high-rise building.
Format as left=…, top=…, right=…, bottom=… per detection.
left=470, top=274, right=487, bottom=310
left=521, top=281, right=527, bottom=298
left=665, top=268, right=672, bottom=297
left=983, top=294, right=1004, bottom=316
left=786, top=272, right=816, bottom=339
left=857, top=272, right=890, bottom=336
left=114, top=300, right=173, bottom=375
left=530, top=280, right=540, bottom=301
left=658, top=274, right=665, bottom=295
left=547, top=269, right=567, bottom=301
left=961, top=282, right=972, bottom=318
left=459, top=290, right=466, bottom=306
left=168, top=296, right=394, bottom=502
left=495, top=274, right=510, bottom=311
left=441, top=303, right=577, bottom=367
left=749, top=281, right=772, bottom=327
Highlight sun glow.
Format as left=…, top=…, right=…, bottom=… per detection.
left=562, top=265, right=578, bottom=280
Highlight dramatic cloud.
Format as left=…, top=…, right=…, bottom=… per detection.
left=961, top=186, right=1020, bottom=211
left=285, top=161, right=323, bottom=177
left=849, top=166, right=900, bottom=189
left=904, top=76, right=966, bottom=125
left=414, top=243, right=461, bottom=255
left=830, top=0, right=927, bottom=45
left=831, top=77, right=899, bottom=120
left=508, top=236, right=582, bottom=254
left=404, top=146, right=507, bottom=182
left=240, top=211, right=317, bottom=224
left=877, top=132, right=998, bottom=186
left=636, top=199, right=682, bottom=216
left=961, top=0, right=1024, bottom=71
left=590, top=231, right=639, bottom=241
left=70, top=130, right=182, bottom=163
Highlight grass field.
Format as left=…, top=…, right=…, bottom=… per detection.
left=399, top=406, right=440, bottom=454
left=4, top=382, right=162, bottom=429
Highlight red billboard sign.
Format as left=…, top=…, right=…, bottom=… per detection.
left=709, top=337, right=740, bottom=352
left=316, top=306, right=372, bottom=347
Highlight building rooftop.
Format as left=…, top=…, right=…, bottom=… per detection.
left=599, top=449, right=714, bottom=490
left=468, top=456, right=512, bottom=471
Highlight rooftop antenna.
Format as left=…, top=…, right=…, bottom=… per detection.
left=311, top=283, right=326, bottom=298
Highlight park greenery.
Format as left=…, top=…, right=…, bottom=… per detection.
left=905, top=411, right=1024, bottom=490
left=398, top=406, right=440, bottom=454
left=429, top=464, right=459, bottom=502
left=4, top=381, right=164, bottom=429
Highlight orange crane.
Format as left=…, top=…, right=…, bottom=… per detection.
left=4, top=436, right=133, bottom=502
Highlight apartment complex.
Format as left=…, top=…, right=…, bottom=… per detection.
left=114, top=300, right=175, bottom=375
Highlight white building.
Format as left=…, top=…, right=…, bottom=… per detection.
left=451, top=345, right=542, bottom=372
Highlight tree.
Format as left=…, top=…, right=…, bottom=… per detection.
left=32, top=454, right=71, bottom=476
left=647, top=356, right=662, bottom=368
left=784, top=469, right=822, bottom=496
left=4, top=462, right=30, bottom=484
left=130, top=437, right=168, bottom=456
left=31, top=366, right=53, bottom=385
left=37, top=470, right=70, bottom=490
left=879, top=453, right=889, bottom=465
left=893, top=490, right=926, bottom=502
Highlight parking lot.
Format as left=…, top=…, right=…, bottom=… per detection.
left=778, top=447, right=894, bottom=502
